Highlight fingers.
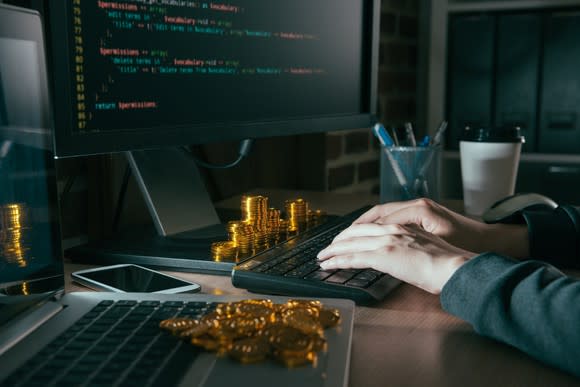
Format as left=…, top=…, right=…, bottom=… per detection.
left=353, top=201, right=417, bottom=224
left=374, top=206, right=437, bottom=233
left=332, top=223, right=410, bottom=243
left=318, top=252, right=377, bottom=270
left=318, top=234, right=401, bottom=260
left=354, top=199, right=439, bottom=225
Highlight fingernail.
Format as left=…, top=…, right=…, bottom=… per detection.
left=319, top=261, right=329, bottom=269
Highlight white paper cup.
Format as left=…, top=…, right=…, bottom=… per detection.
left=459, top=127, right=524, bottom=216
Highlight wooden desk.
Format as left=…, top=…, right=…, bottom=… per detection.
left=65, top=189, right=580, bottom=387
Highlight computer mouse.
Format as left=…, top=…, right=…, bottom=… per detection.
left=482, top=192, right=558, bottom=224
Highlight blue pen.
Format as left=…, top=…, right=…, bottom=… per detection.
left=373, top=123, right=413, bottom=199
left=372, top=123, right=394, bottom=147
left=419, top=135, right=431, bottom=147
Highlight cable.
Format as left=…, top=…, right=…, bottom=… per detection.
left=186, top=138, right=254, bottom=169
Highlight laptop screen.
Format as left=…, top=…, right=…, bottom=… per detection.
left=0, top=4, right=64, bottom=298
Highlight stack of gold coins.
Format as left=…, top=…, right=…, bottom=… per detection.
left=307, top=209, right=327, bottom=228
left=241, top=195, right=268, bottom=231
left=210, top=241, right=238, bottom=262
left=285, top=198, right=309, bottom=233
left=252, top=230, right=269, bottom=254
left=266, top=208, right=281, bottom=242
left=227, top=221, right=254, bottom=257
left=210, top=195, right=327, bottom=259
left=159, top=298, right=341, bottom=368
left=277, top=219, right=289, bottom=241
left=0, top=203, right=30, bottom=268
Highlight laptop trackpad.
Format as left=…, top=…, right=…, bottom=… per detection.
left=181, top=352, right=329, bottom=387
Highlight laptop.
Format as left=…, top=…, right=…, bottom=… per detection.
left=0, top=4, right=354, bottom=386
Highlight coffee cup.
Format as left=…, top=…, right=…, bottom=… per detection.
left=459, top=126, right=525, bottom=216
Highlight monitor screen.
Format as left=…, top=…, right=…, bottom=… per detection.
left=47, top=0, right=379, bottom=157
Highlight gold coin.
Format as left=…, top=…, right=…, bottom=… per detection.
left=286, top=299, right=323, bottom=310
left=236, top=304, right=275, bottom=322
left=159, top=318, right=198, bottom=333
left=228, top=337, right=270, bottom=364
left=270, top=326, right=313, bottom=355
left=310, top=335, right=327, bottom=352
left=179, top=322, right=210, bottom=339
left=191, top=335, right=222, bottom=351
left=319, top=308, right=341, bottom=328
left=283, top=310, right=323, bottom=336
left=275, top=351, right=316, bottom=368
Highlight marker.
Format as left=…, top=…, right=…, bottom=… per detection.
left=432, top=120, right=448, bottom=146
left=372, top=123, right=395, bottom=147
left=404, top=122, right=416, bottom=147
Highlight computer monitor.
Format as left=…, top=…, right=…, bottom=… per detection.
left=43, top=0, right=380, bottom=273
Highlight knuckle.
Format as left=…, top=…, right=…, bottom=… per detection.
left=381, top=244, right=396, bottom=254
left=392, top=224, right=407, bottom=233
left=415, top=198, right=434, bottom=208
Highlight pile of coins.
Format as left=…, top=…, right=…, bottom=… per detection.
left=286, top=198, right=308, bottom=233
left=159, top=299, right=341, bottom=367
left=0, top=203, right=30, bottom=268
left=210, top=195, right=326, bottom=262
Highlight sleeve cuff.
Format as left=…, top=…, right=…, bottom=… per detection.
left=522, top=205, right=580, bottom=268
left=440, top=253, right=520, bottom=324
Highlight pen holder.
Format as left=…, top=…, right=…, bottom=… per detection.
left=379, top=145, right=441, bottom=203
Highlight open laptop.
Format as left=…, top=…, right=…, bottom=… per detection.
left=0, top=4, right=354, bottom=386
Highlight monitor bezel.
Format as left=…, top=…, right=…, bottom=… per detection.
left=47, top=0, right=380, bottom=158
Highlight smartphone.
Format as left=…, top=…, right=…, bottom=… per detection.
left=71, top=264, right=201, bottom=294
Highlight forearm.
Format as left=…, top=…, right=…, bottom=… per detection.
left=441, top=253, right=580, bottom=377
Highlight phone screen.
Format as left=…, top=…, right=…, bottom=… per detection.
left=76, top=265, right=197, bottom=292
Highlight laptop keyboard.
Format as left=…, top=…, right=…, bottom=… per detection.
left=231, top=206, right=400, bottom=304
left=1, top=299, right=216, bottom=387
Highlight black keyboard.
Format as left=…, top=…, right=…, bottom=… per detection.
left=2, top=300, right=216, bottom=387
left=231, top=206, right=400, bottom=304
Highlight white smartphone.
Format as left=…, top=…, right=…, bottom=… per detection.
left=71, top=264, right=201, bottom=294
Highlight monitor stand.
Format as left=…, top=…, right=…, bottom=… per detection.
left=66, top=148, right=238, bottom=275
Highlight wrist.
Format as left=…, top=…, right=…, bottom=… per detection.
left=433, top=252, right=472, bottom=295
left=482, top=223, right=529, bottom=258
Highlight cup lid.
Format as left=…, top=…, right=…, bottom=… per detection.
left=461, top=126, right=525, bottom=143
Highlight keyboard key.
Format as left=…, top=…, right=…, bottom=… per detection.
left=162, top=301, right=184, bottom=307
left=345, top=278, right=372, bottom=288
left=116, top=300, right=138, bottom=307
left=325, top=270, right=357, bottom=284
left=304, top=270, right=335, bottom=281
left=354, top=270, right=378, bottom=281
left=140, top=301, right=161, bottom=307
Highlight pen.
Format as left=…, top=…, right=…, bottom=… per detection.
left=390, top=126, right=400, bottom=146
left=372, top=123, right=395, bottom=147
left=373, top=123, right=412, bottom=199
left=431, top=120, right=448, bottom=146
left=419, top=135, right=431, bottom=147
left=404, top=122, right=416, bottom=147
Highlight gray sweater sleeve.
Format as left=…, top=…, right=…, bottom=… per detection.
left=440, top=204, right=580, bottom=377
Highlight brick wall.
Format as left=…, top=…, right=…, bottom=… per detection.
left=325, top=0, right=419, bottom=194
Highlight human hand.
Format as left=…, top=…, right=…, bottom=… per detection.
left=354, top=198, right=529, bottom=258
left=317, top=223, right=475, bottom=294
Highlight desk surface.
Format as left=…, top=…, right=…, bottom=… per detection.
left=65, top=189, right=580, bottom=387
